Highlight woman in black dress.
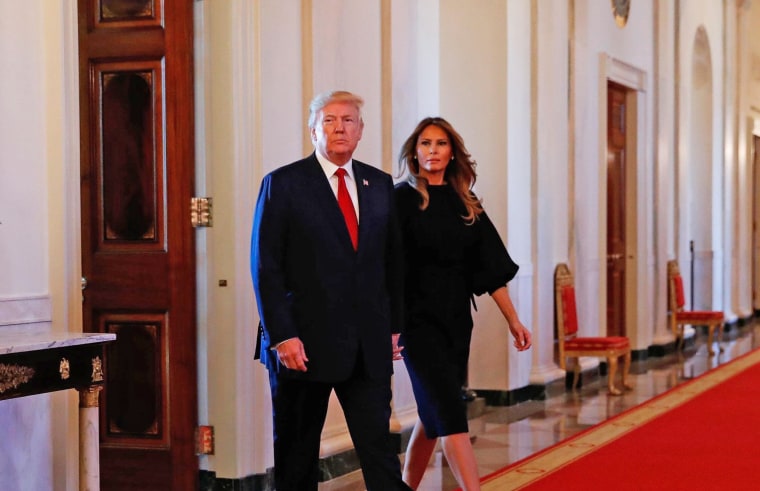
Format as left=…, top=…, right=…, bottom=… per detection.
left=395, top=117, right=531, bottom=490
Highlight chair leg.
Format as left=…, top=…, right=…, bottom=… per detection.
left=707, top=325, right=715, bottom=356
left=606, top=356, right=621, bottom=396
left=621, top=350, right=633, bottom=390
left=716, top=322, right=725, bottom=353
left=571, top=359, right=581, bottom=390
left=676, top=326, right=684, bottom=352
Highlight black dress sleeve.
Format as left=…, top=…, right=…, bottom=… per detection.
left=469, top=209, right=519, bottom=296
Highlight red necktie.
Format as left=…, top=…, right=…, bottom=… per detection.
left=335, top=168, right=358, bottom=250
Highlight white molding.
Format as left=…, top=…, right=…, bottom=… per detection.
left=598, top=52, right=652, bottom=349
left=390, top=405, right=419, bottom=433
left=319, top=432, right=354, bottom=459
left=603, top=53, right=647, bottom=91
left=0, top=295, right=52, bottom=327
left=528, top=363, right=567, bottom=386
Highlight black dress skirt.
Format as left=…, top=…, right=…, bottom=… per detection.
left=394, top=182, right=518, bottom=438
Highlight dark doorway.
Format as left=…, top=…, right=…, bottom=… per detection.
left=606, top=81, right=628, bottom=337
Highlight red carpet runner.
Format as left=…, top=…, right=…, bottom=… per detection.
left=481, top=349, right=760, bottom=490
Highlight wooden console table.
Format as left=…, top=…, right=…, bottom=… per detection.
left=0, top=331, right=116, bottom=490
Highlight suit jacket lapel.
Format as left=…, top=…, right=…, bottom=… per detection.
left=353, top=163, right=372, bottom=254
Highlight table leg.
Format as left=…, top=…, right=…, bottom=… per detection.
left=78, top=386, right=102, bottom=491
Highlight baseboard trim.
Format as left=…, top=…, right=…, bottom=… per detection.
left=199, top=432, right=403, bottom=491
left=199, top=469, right=273, bottom=491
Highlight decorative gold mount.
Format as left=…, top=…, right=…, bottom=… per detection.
left=78, top=386, right=103, bottom=408
left=91, top=356, right=104, bottom=383
left=191, top=197, right=213, bottom=228
left=60, top=358, right=71, bottom=380
left=0, top=363, right=35, bottom=393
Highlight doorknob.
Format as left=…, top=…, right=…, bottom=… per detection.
left=607, top=253, right=623, bottom=260
left=81, top=277, right=88, bottom=290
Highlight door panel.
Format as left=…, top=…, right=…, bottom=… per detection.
left=78, top=1, right=197, bottom=489
left=606, top=82, right=627, bottom=337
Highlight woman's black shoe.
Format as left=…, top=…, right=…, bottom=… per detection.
left=461, top=386, right=477, bottom=402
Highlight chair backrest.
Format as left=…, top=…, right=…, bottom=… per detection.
left=555, top=263, right=579, bottom=338
left=666, top=260, right=686, bottom=311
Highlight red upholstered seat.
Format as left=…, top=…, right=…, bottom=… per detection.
left=675, top=311, right=724, bottom=322
left=560, top=285, right=631, bottom=350
left=565, top=337, right=630, bottom=350
left=667, top=260, right=724, bottom=355
left=555, top=263, right=632, bottom=395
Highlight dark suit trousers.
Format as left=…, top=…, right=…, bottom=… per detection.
left=268, top=351, right=411, bottom=491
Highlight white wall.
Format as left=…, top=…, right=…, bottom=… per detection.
left=676, top=2, right=727, bottom=314
left=2, top=0, right=758, bottom=487
left=0, top=0, right=48, bottom=297
left=194, top=0, right=422, bottom=476
left=752, top=5, right=760, bottom=314
left=572, top=0, right=657, bottom=351
left=653, top=0, right=678, bottom=345
left=0, top=1, right=81, bottom=490
left=436, top=0, right=518, bottom=390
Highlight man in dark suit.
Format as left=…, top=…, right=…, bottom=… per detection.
left=251, top=90, right=410, bottom=490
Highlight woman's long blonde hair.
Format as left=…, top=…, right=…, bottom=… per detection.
left=398, top=117, right=483, bottom=223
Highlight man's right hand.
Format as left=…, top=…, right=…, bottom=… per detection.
left=274, top=338, right=309, bottom=372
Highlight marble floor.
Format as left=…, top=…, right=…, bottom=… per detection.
left=320, top=319, right=760, bottom=490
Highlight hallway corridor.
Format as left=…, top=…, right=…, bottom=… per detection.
left=321, top=319, right=760, bottom=490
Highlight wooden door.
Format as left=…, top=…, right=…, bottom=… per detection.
left=78, top=1, right=198, bottom=489
left=606, top=82, right=627, bottom=337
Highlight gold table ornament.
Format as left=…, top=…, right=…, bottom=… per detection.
left=0, top=363, right=35, bottom=394
left=91, top=356, right=104, bottom=382
left=60, top=358, right=71, bottom=380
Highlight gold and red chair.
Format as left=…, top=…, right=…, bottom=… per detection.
left=667, top=260, right=724, bottom=355
left=555, top=263, right=632, bottom=395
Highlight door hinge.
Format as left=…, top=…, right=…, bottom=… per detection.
left=191, top=197, right=213, bottom=228
left=195, top=425, right=215, bottom=455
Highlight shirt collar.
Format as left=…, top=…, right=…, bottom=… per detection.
left=315, top=150, right=355, bottom=182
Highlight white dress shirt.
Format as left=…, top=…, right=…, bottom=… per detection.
left=315, top=151, right=360, bottom=222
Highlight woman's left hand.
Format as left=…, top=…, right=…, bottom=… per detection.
left=391, top=333, right=404, bottom=360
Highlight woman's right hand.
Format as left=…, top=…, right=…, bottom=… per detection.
left=510, top=323, right=532, bottom=351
